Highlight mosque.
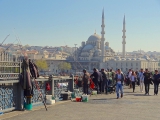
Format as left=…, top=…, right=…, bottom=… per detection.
left=70, top=9, right=159, bottom=73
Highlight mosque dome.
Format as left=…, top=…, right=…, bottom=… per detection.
left=95, top=49, right=101, bottom=52
left=105, top=42, right=109, bottom=46
left=131, top=58, right=136, bottom=60
left=105, top=46, right=110, bottom=50
left=126, top=58, right=131, bottom=60
left=87, top=33, right=101, bottom=41
left=83, top=44, right=93, bottom=51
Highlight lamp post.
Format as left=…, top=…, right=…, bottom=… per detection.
left=74, top=44, right=77, bottom=75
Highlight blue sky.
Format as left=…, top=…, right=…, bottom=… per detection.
left=0, top=0, right=160, bottom=52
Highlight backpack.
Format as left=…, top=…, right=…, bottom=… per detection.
left=46, top=82, right=51, bottom=91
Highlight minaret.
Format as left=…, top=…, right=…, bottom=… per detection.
left=101, top=8, right=105, bottom=62
left=122, top=15, right=126, bottom=58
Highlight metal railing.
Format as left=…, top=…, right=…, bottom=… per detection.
left=0, top=61, right=74, bottom=112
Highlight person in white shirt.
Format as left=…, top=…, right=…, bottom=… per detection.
left=130, top=71, right=137, bottom=92
left=138, top=69, right=144, bottom=92
left=128, top=69, right=132, bottom=88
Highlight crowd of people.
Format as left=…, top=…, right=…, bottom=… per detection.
left=81, top=68, right=160, bottom=99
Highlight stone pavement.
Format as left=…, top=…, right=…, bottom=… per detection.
left=1, top=85, right=160, bottom=120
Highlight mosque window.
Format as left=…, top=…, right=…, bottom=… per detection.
left=136, top=63, right=138, bottom=66
left=131, top=63, right=133, bottom=66
left=126, top=63, right=128, bottom=66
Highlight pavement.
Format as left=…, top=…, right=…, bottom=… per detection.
left=1, top=85, right=160, bottom=120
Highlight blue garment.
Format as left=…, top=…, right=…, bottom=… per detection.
left=153, top=74, right=160, bottom=84
left=116, top=83, right=123, bottom=98
left=115, top=73, right=125, bottom=85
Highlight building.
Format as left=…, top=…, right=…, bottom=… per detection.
left=105, top=57, right=159, bottom=73
left=69, top=9, right=115, bottom=72
left=69, top=9, right=159, bottom=73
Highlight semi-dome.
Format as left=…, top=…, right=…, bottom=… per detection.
left=83, top=44, right=93, bottom=51
left=87, top=33, right=101, bottom=41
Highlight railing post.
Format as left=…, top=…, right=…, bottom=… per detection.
left=16, top=83, right=24, bottom=110
left=69, top=75, right=74, bottom=92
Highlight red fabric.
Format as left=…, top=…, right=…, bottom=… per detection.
left=46, top=83, right=51, bottom=91
left=89, top=78, right=95, bottom=89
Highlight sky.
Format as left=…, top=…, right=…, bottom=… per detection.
left=0, top=0, right=160, bottom=52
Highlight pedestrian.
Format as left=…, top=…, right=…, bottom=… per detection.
left=130, top=71, right=137, bottom=92
left=82, top=69, right=90, bottom=95
left=128, top=69, right=132, bottom=88
left=115, top=69, right=124, bottom=99
left=135, top=71, right=139, bottom=86
left=138, top=69, right=144, bottom=92
left=101, top=69, right=108, bottom=94
left=111, top=69, right=116, bottom=85
left=143, top=69, right=151, bottom=95
left=108, top=70, right=113, bottom=86
left=153, top=70, right=160, bottom=95
left=90, top=68, right=103, bottom=94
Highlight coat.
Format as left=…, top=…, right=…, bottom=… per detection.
left=29, top=60, right=39, bottom=79
left=143, top=72, right=151, bottom=84
left=115, top=73, right=125, bottom=85
left=82, top=72, right=90, bottom=84
left=21, top=58, right=32, bottom=90
left=91, top=71, right=103, bottom=83
left=153, top=74, right=160, bottom=84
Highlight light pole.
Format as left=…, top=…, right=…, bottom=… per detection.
left=74, top=44, right=77, bottom=75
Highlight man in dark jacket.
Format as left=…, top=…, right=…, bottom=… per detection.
left=90, top=68, right=103, bottom=94
left=153, top=70, right=160, bottom=95
left=143, top=69, right=151, bottom=95
left=101, top=69, right=108, bottom=94
left=82, top=69, right=90, bottom=95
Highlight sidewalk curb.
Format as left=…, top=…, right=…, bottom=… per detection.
left=0, top=100, right=70, bottom=120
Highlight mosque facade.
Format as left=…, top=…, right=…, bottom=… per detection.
left=69, top=9, right=159, bottom=73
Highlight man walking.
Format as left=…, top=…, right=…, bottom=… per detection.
left=115, top=69, right=124, bottom=99
left=82, top=69, right=90, bottom=95
left=143, top=69, right=151, bottom=95
left=153, top=70, right=160, bottom=95
left=101, top=69, right=108, bottom=94
left=128, top=69, right=132, bottom=88
left=90, top=68, right=102, bottom=94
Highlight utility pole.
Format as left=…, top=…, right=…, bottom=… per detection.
left=74, top=44, right=77, bottom=75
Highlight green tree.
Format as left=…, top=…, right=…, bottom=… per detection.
left=58, top=62, right=71, bottom=72
left=35, top=60, right=48, bottom=70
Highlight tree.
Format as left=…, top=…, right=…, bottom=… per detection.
left=35, top=60, right=48, bottom=71
left=58, top=62, right=71, bottom=72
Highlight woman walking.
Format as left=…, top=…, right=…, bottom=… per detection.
left=153, top=70, right=160, bottom=95
left=130, top=71, right=137, bottom=92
